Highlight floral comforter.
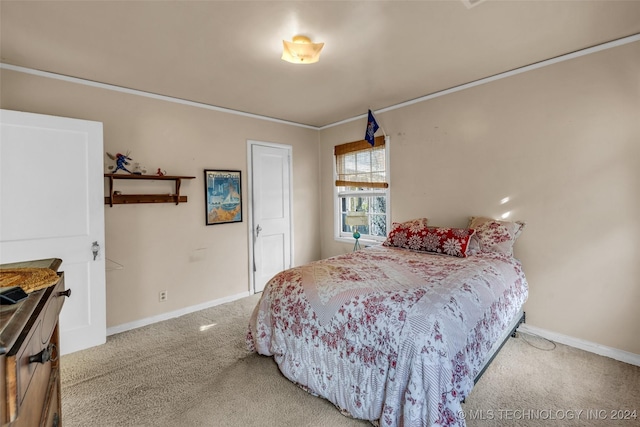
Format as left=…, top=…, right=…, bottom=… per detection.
left=247, top=245, right=528, bottom=426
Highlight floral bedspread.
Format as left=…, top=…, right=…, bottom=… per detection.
left=247, top=245, right=528, bottom=426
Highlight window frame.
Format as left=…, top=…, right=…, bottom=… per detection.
left=333, top=136, right=391, bottom=245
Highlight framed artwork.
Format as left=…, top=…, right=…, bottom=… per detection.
left=204, top=170, right=242, bottom=225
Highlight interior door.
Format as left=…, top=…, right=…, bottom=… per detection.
left=251, top=143, right=292, bottom=293
left=0, top=109, right=106, bottom=355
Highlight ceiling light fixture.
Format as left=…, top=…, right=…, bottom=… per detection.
left=281, top=35, right=324, bottom=64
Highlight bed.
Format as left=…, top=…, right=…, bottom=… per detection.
left=247, top=217, right=528, bottom=426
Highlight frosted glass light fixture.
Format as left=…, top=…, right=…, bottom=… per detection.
left=281, top=35, right=324, bottom=64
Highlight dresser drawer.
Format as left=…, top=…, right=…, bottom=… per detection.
left=4, top=274, right=65, bottom=425
left=8, top=346, right=52, bottom=427
left=16, top=318, right=55, bottom=410
left=41, top=277, right=65, bottom=345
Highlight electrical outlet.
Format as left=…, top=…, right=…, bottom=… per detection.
left=159, top=290, right=168, bottom=302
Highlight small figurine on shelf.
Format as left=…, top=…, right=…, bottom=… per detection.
left=132, top=162, right=147, bottom=175
left=106, top=151, right=133, bottom=174
left=156, top=168, right=166, bottom=176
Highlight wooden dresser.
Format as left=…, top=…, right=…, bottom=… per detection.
left=1, top=259, right=69, bottom=427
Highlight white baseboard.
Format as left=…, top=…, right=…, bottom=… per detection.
left=107, top=291, right=252, bottom=336
left=518, top=324, right=640, bottom=367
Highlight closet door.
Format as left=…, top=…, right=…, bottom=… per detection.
left=250, top=142, right=292, bottom=293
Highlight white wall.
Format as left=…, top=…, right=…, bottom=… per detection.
left=0, top=69, right=321, bottom=329
left=319, top=42, right=640, bottom=355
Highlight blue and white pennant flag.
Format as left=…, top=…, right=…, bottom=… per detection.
left=365, top=109, right=379, bottom=146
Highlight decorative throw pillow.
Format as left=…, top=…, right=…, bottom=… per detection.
left=468, top=216, right=526, bottom=257
left=384, top=221, right=475, bottom=258
left=383, top=218, right=429, bottom=250
left=421, top=227, right=476, bottom=257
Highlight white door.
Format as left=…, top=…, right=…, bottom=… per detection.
left=0, top=109, right=106, bottom=355
left=250, top=143, right=292, bottom=293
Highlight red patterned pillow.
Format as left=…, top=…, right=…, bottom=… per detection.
left=384, top=221, right=475, bottom=258
left=468, top=216, right=525, bottom=256
left=422, top=227, right=475, bottom=257
left=383, top=218, right=429, bottom=250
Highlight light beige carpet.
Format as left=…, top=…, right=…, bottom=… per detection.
left=61, top=294, right=640, bottom=426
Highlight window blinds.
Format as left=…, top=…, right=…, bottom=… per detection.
left=334, top=135, right=388, bottom=189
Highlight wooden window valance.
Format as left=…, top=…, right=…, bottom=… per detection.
left=335, top=136, right=388, bottom=189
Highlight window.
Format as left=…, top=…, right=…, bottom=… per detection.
left=334, top=135, right=389, bottom=243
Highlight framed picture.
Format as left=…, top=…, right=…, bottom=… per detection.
left=204, top=170, right=242, bottom=225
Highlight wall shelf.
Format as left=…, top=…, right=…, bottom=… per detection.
left=104, top=173, right=195, bottom=206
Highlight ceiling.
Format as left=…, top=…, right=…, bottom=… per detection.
left=1, top=1, right=639, bottom=128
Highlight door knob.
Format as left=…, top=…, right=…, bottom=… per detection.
left=91, top=241, right=100, bottom=260
left=256, top=225, right=262, bottom=237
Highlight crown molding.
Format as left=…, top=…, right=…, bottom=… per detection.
left=0, top=63, right=319, bottom=130
left=322, top=33, right=640, bottom=130
left=2, top=33, right=638, bottom=130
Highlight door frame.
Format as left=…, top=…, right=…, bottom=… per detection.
left=246, top=140, right=294, bottom=294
